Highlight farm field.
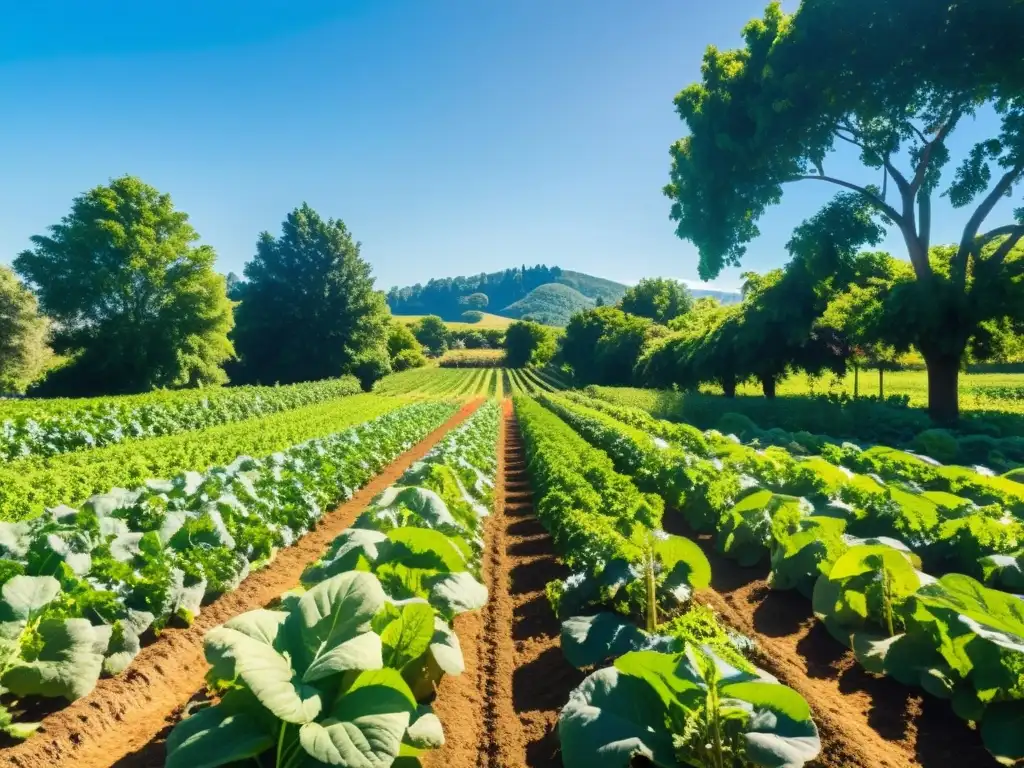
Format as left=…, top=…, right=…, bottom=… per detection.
left=392, top=312, right=515, bottom=331
left=0, top=367, right=1021, bottom=768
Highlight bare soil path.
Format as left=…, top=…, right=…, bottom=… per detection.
left=425, top=400, right=582, bottom=768
left=1, top=399, right=483, bottom=768
left=662, top=509, right=996, bottom=768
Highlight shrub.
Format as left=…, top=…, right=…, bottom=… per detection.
left=461, top=310, right=484, bottom=323
left=463, top=331, right=487, bottom=349
left=912, top=428, right=959, bottom=464
left=716, top=412, right=759, bottom=439
left=351, top=347, right=392, bottom=391
left=392, top=347, right=427, bottom=372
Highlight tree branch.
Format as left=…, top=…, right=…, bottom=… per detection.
left=954, top=161, right=1024, bottom=284
left=836, top=122, right=911, bottom=196
left=977, top=225, right=1024, bottom=269
left=918, top=191, right=931, bottom=253
left=910, top=108, right=963, bottom=193
left=793, top=174, right=905, bottom=224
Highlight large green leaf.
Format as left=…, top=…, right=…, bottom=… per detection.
left=428, top=572, right=487, bottom=617
left=303, top=530, right=391, bottom=586
left=0, top=575, right=60, bottom=621
left=560, top=613, right=659, bottom=670
left=718, top=681, right=821, bottom=768
left=298, top=668, right=416, bottom=767
left=654, top=533, right=712, bottom=595
left=381, top=603, right=435, bottom=670
left=385, top=528, right=469, bottom=573
left=205, top=617, right=322, bottom=725
left=2, top=618, right=106, bottom=700
left=405, top=705, right=445, bottom=750
left=165, top=700, right=274, bottom=768
left=288, top=572, right=387, bottom=682
left=980, top=701, right=1024, bottom=766
left=373, top=487, right=461, bottom=530
left=559, top=665, right=676, bottom=768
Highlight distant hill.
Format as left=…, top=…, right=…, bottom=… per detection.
left=502, top=283, right=595, bottom=326
left=386, top=265, right=740, bottom=326
left=690, top=287, right=742, bottom=305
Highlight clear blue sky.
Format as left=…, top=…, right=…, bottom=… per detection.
left=0, top=0, right=1012, bottom=293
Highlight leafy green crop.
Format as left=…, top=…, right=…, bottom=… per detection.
left=559, top=646, right=820, bottom=768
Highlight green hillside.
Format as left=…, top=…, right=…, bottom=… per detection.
left=555, top=270, right=628, bottom=304
left=502, top=283, right=595, bottom=325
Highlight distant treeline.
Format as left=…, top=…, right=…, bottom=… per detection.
left=386, top=265, right=563, bottom=319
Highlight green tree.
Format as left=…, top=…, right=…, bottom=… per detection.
left=15, top=176, right=233, bottom=395
left=558, top=307, right=658, bottom=386
left=463, top=292, right=489, bottom=310
left=414, top=315, right=450, bottom=356
left=665, top=0, right=1024, bottom=421
left=619, top=277, right=693, bottom=325
left=503, top=320, right=555, bottom=367
left=232, top=204, right=389, bottom=384
left=386, top=321, right=421, bottom=358
left=0, top=266, right=52, bottom=393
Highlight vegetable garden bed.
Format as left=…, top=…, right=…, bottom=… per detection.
left=0, top=399, right=482, bottom=768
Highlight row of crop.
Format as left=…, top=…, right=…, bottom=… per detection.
left=540, top=392, right=1024, bottom=765
left=0, top=377, right=364, bottom=462
left=0, top=393, right=409, bottom=522
left=375, top=368, right=483, bottom=398
left=558, top=391, right=1024, bottom=588
left=0, top=400, right=458, bottom=740
left=162, top=400, right=501, bottom=768
left=511, top=395, right=822, bottom=768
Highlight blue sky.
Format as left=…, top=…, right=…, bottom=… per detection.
left=0, top=0, right=1012, bottom=293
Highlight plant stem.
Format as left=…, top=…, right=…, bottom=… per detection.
left=645, top=542, right=657, bottom=633
left=276, top=723, right=288, bottom=768
left=882, top=567, right=895, bottom=637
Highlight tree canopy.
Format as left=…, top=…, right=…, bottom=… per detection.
left=503, top=320, right=556, bottom=368
left=619, top=277, right=693, bottom=325
left=665, top=0, right=1024, bottom=420
left=231, top=204, right=389, bottom=385
left=0, top=266, right=52, bottom=393
left=14, top=176, right=234, bottom=395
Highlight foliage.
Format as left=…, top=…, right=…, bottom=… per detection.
left=559, top=646, right=820, bottom=768
left=0, top=394, right=407, bottom=522
left=414, top=316, right=450, bottom=356
left=619, top=278, right=694, bottom=325
left=392, top=348, right=428, bottom=372
left=351, top=346, right=392, bottom=391
left=559, top=307, right=663, bottom=387
left=14, top=176, right=234, bottom=396
left=0, top=377, right=362, bottom=462
left=503, top=283, right=596, bottom=326
left=0, top=266, right=52, bottom=394
left=462, top=292, right=489, bottom=310
left=664, top=0, right=1024, bottom=420
left=460, top=310, right=484, bottom=323
left=231, top=204, right=390, bottom=385
left=503, top=321, right=556, bottom=368
left=0, top=401, right=456, bottom=736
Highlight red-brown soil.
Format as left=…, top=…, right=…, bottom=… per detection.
left=0, top=399, right=483, bottom=768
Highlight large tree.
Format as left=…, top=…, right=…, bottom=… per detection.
left=15, top=176, right=233, bottom=395
left=665, top=0, right=1024, bottom=421
left=0, top=266, right=52, bottom=393
left=619, top=277, right=693, bottom=325
left=232, top=204, right=389, bottom=384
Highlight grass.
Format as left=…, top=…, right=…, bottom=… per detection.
left=715, top=369, right=1024, bottom=413
left=392, top=312, right=514, bottom=331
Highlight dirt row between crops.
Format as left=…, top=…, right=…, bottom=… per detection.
left=424, top=399, right=583, bottom=768
left=0, top=398, right=484, bottom=768
left=661, top=510, right=998, bottom=768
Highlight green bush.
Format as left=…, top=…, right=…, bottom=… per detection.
left=912, top=428, right=959, bottom=464
left=392, top=347, right=427, bottom=372
left=716, top=412, right=759, bottom=439
left=460, top=310, right=484, bottom=323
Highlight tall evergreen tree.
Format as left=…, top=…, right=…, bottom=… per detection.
left=232, top=204, right=389, bottom=384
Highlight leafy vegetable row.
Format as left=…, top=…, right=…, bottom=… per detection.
left=554, top=391, right=1024, bottom=590
left=165, top=400, right=501, bottom=768
left=512, top=395, right=822, bottom=768
left=544, top=393, right=1024, bottom=765
left=0, top=377, right=363, bottom=462
left=0, top=400, right=457, bottom=740
left=0, top=392, right=406, bottom=522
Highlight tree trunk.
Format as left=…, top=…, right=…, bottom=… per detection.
left=722, top=377, right=736, bottom=398
left=854, top=365, right=859, bottom=399
left=878, top=368, right=884, bottom=400
left=761, top=377, right=777, bottom=399
left=924, top=354, right=960, bottom=423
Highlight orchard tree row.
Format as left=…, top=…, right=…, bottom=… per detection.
left=1, top=176, right=424, bottom=396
